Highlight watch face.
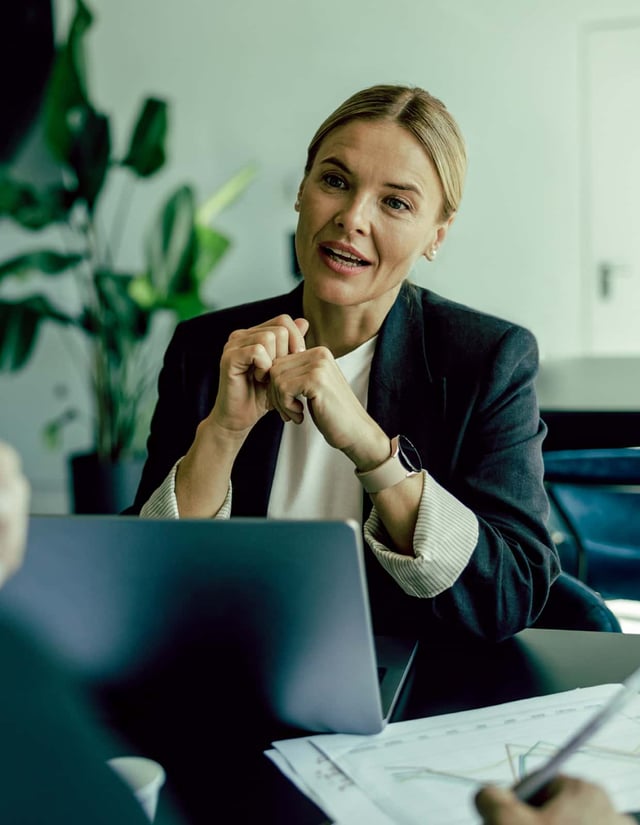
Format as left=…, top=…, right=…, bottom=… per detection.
left=398, top=435, right=422, bottom=473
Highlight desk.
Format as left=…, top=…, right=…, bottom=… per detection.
left=536, top=356, right=640, bottom=450
left=138, top=629, right=640, bottom=824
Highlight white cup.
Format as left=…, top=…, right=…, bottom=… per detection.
left=107, top=756, right=166, bottom=822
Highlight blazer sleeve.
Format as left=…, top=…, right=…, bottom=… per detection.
left=425, top=324, right=559, bottom=639
left=126, top=323, right=213, bottom=514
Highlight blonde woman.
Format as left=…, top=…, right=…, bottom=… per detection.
left=132, top=84, right=559, bottom=641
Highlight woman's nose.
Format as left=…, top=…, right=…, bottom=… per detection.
left=333, top=194, right=372, bottom=235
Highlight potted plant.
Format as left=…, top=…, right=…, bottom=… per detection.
left=0, top=0, right=255, bottom=512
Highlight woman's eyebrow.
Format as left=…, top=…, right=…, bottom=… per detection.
left=385, top=181, right=423, bottom=196
left=318, top=156, right=351, bottom=173
left=318, top=156, right=422, bottom=196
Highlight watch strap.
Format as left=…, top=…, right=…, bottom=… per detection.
left=355, top=436, right=419, bottom=494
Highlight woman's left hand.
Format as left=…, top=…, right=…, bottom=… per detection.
left=266, top=345, right=389, bottom=468
left=268, top=346, right=422, bottom=555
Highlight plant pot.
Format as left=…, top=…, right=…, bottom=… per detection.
left=69, top=452, right=145, bottom=514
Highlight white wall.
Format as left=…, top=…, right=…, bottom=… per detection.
left=1, top=0, right=638, bottom=512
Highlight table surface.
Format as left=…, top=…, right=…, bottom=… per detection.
left=148, top=628, right=640, bottom=824
left=537, top=356, right=640, bottom=412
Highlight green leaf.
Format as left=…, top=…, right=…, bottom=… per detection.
left=68, top=106, right=111, bottom=210
left=42, top=420, right=63, bottom=450
left=67, top=0, right=93, bottom=92
left=42, top=408, right=79, bottom=450
left=82, top=270, right=151, bottom=354
left=0, top=251, right=83, bottom=281
left=0, top=177, right=72, bottom=229
left=163, top=291, right=207, bottom=322
left=145, top=185, right=196, bottom=298
left=127, top=277, right=159, bottom=310
left=43, top=0, right=93, bottom=162
left=122, top=98, right=168, bottom=177
left=193, top=224, right=230, bottom=284
left=196, top=163, right=257, bottom=226
left=0, top=296, right=76, bottom=371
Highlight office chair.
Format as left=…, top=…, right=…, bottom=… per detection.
left=544, top=448, right=640, bottom=601
left=533, top=571, right=622, bottom=632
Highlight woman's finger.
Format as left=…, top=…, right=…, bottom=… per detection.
left=251, top=314, right=308, bottom=355
left=474, top=786, right=535, bottom=824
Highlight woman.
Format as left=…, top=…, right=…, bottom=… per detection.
left=132, top=84, right=559, bottom=641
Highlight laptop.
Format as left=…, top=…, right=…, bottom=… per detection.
left=0, top=515, right=417, bottom=735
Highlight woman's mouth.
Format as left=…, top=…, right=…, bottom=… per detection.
left=318, top=244, right=372, bottom=273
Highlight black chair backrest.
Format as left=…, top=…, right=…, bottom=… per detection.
left=533, top=572, right=622, bottom=632
left=543, top=448, right=640, bottom=601
left=544, top=448, right=640, bottom=484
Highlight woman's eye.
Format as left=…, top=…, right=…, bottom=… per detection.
left=385, top=197, right=410, bottom=211
left=323, top=173, right=346, bottom=189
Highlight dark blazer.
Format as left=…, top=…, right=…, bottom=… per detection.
left=132, top=282, right=559, bottom=641
left=0, top=617, right=165, bottom=824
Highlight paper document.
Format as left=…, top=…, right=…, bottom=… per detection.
left=268, top=684, right=640, bottom=824
left=265, top=739, right=395, bottom=824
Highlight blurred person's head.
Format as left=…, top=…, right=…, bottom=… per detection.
left=0, top=441, right=30, bottom=587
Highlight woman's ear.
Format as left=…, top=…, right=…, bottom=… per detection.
left=295, top=180, right=306, bottom=212
left=424, top=213, right=456, bottom=261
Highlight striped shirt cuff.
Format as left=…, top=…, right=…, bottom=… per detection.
left=364, top=471, right=479, bottom=598
left=139, top=459, right=232, bottom=520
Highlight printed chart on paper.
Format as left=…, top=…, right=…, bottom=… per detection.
left=269, top=684, right=640, bottom=825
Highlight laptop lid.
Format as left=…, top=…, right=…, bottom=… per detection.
left=0, top=515, right=416, bottom=735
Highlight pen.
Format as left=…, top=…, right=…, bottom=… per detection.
left=512, top=663, right=640, bottom=803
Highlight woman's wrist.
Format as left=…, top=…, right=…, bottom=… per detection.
left=176, top=416, right=246, bottom=518
left=196, top=412, right=250, bottom=455
left=341, top=424, right=392, bottom=473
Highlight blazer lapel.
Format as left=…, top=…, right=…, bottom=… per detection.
left=231, top=413, right=284, bottom=517
left=367, top=283, right=447, bottom=495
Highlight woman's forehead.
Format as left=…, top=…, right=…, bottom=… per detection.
left=313, top=119, right=440, bottom=193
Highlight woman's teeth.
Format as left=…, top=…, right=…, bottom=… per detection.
left=324, top=247, right=368, bottom=266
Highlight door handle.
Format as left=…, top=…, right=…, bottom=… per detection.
left=598, top=262, right=630, bottom=299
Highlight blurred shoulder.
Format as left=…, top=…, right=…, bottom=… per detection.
left=410, top=284, right=538, bottom=364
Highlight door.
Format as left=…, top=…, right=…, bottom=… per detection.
left=582, top=22, right=640, bottom=353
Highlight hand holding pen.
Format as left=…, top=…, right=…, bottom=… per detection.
left=475, top=776, right=636, bottom=824
left=475, top=663, right=640, bottom=824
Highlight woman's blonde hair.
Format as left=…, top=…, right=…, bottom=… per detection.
left=304, top=84, right=467, bottom=220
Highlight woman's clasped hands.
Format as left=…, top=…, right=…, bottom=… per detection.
left=211, top=314, right=308, bottom=434
left=210, top=314, right=380, bottom=455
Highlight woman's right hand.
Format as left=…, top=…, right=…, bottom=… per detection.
left=205, top=314, right=309, bottom=437
left=176, top=314, right=309, bottom=518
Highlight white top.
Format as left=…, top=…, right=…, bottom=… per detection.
left=267, top=337, right=376, bottom=523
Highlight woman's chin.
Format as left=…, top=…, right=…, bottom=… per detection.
left=303, top=277, right=369, bottom=308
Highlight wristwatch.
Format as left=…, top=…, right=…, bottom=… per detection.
left=355, top=435, right=422, bottom=493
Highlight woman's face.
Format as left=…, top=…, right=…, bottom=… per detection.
left=295, top=118, right=453, bottom=312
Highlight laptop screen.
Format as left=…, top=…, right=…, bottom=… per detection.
left=0, top=515, right=414, bottom=734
